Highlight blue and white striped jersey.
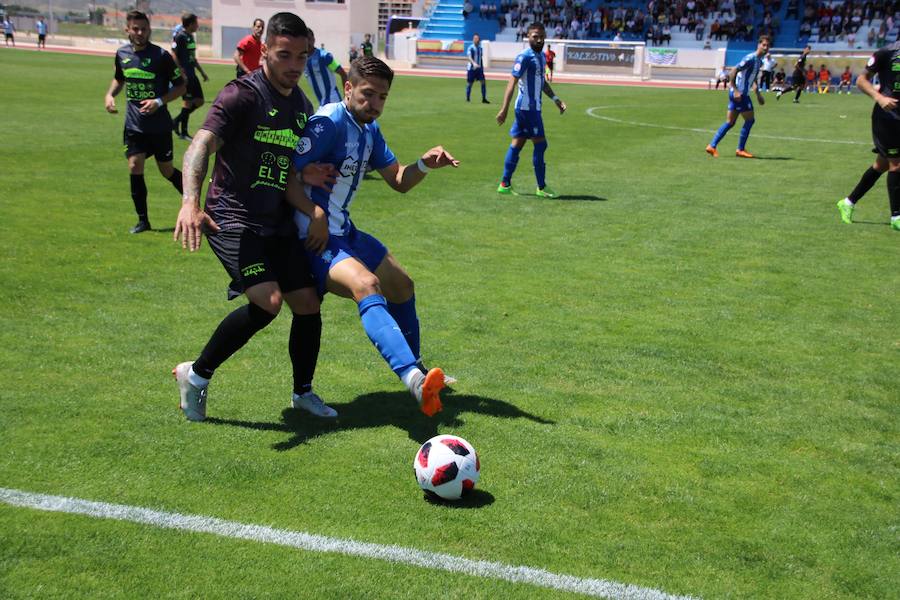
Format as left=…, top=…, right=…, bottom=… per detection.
left=305, top=48, right=342, bottom=107
left=467, top=43, right=483, bottom=70
left=291, top=102, right=397, bottom=237
left=512, top=48, right=546, bottom=111
left=733, top=51, right=763, bottom=96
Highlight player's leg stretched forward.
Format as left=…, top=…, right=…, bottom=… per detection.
left=326, top=255, right=447, bottom=416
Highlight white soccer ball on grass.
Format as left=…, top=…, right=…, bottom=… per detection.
left=413, top=435, right=480, bottom=501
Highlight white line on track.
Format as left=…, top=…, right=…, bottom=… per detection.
left=0, top=487, right=697, bottom=600
left=586, top=106, right=868, bottom=145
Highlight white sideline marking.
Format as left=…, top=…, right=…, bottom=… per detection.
left=0, top=487, right=696, bottom=600
left=586, top=106, right=868, bottom=145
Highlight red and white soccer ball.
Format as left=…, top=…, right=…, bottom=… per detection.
left=413, top=435, right=480, bottom=501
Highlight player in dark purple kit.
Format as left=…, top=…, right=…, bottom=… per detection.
left=851, top=41, right=900, bottom=231
left=104, top=10, right=186, bottom=234
left=172, top=12, right=339, bottom=421
left=170, top=13, right=209, bottom=140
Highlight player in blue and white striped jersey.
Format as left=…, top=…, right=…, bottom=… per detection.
left=289, top=56, right=460, bottom=417
left=303, top=29, right=348, bottom=107
left=495, top=22, right=566, bottom=198
left=466, top=34, right=489, bottom=103
left=706, top=35, right=770, bottom=159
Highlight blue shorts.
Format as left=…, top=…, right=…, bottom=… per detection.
left=304, top=225, right=388, bottom=296
left=728, top=90, right=754, bottom=113
left=467, top=67, right=485, bottom=83
left=510, top=109, right=545, bottom=139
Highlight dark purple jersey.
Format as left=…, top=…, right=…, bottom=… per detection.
left=866, top=41, right=900, bottom=121
left=114, top=42, right=183, bottom=134
left=202, top=68, right=315, bottom=236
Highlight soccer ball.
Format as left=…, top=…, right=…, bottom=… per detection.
left=413, top=435, right=480, bottom=501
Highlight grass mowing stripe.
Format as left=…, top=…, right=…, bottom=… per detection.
left=585, top=106, right=869, bottom=145
left=0, top=487, right=696, bottom=600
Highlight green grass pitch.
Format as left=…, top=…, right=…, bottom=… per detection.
left=0, top=49, right=897, bottom=598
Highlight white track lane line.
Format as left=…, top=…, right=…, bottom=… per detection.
left=0, top=487, right=697, bottom=600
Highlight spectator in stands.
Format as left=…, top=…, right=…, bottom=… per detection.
left=662, top=23, right=672, bottom=45
left=463, top=1, right=473, bottom=19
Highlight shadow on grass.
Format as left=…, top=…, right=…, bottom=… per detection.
left=423, top=488, right=495, bottom=509
left=153, top=227, right=175, bottom=233
left=206, top=389, right=554, bottom=452
left=748, top=156, right=794, bottom=161
left=555, top=194, right=606, bottom=201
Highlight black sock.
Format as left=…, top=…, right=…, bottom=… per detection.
left=794, top=87, right=802, bottom=101
left=290, top=312, right=321, bottom=395
left=889, top=171, right=900, bottom=217
left=193, top=302, right=277, bottom=379
left=167, top=168, right=183, bottom=195
left=129, top=174, right=148, bottom=221
left=177, top=108, right=192, bottom=133
left=848, top=167, right=883, bottom=203
left=171, top=112, right=182, bottom=130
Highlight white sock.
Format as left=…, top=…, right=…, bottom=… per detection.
left=843, top=198, right=853, bottom=206
left=187, top=366, right=210, bottom=389
left=400, top=367, right=422, bottom=390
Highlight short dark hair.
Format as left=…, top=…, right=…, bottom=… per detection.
left=348, top=56, right=394, bottom=86
left=182, top=13, right=198, bottom=27
left=758, top=34, right=771, bottom=45
left=266, top=12, right=308, bottom=44
left=527, top=22, right=545, bottom=34
left=126, top=10, right=149, bottom=24
left=253, top=18, right=264, bottom=27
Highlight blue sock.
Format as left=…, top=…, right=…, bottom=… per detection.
left=738, top=118, right=755, bottom=151
left=502, top=145, right=522, bottom=186
left=358, top=294, right=417, bottom=378
left=710, top=121, right=734, bottom=148
left=466, top=83, right=472, bottom=100
left=533, top=140, right=547, bottom=189
left=481, top=81, right=487, bottom=100
left=387, top=295, right=420, bottom=362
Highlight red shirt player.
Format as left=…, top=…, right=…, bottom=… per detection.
left=544, top=45, right=556, bottom=82
left=838, top=66, right=853, bottom=94
left=234, top=18, right=264, bottom=78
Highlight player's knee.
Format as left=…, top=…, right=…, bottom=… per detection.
left=256, top=290, right=284, bottom=316
left=286, top=287, right=320, bottom=315
left=158, top=162, right=175, bottom=178
left=352, top=272, right=381, bottom=302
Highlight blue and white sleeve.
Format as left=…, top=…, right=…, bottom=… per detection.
left=292, top=116, right=336, bottom=170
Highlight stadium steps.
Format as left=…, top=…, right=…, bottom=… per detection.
left=421, top=0, right=466, bottom=40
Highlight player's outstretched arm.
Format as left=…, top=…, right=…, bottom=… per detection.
left=496, top=77, right=518, bottom=124
left=381, top=146, right=460, bottom=194
left=175, top=129, right=222, bottom=251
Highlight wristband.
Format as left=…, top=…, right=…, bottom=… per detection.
left=552, top=95, right=560, bottom=102
left=154, top=97, right=164, bottom=107
left=416, top=157, right=431, bottom=173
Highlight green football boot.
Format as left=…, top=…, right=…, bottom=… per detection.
left=836, top=199, right=854, bottom=224
left=892, top=218, right=900, bottom=231
left=497, top=182, right=517, bottom=195
left=536, top=186, right=558, bottom=198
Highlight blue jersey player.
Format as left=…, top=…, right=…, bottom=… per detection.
left=706, top=35, right=770, bottom=159
left=496, top=22, right=567, bottom=198
left=289, top=56, right=461, bottom=417
left=466, top=33, right=488, bottom=103
left=304, top=29, right=348, bottom=107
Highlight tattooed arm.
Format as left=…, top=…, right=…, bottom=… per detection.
left=174, top=129, right=223, bottom=251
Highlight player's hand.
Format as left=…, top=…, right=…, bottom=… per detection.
left=496, top=108, right=508, bottom=125
left=302, top=162, right=338, bottom=191
left=304, top=206, right=329, bottom=255
left=733, top=91, right=742, bottom=102
left=421, top=146, right=460, bottom=169
left=878, top=94, right=898, bottom=111
left=555, top=98, right=567, bottom=114
left=138, top=99, right=160, bottom=114
left=202, top=73, right=209, bottom=82
left=105, top=95, right=118, bottom=113
left=174, top=202, right=220, bottom=252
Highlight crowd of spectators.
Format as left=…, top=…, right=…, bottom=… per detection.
left=798, top=0, right=898, bottom=45
left=485, top=0, right=773, bottom=42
